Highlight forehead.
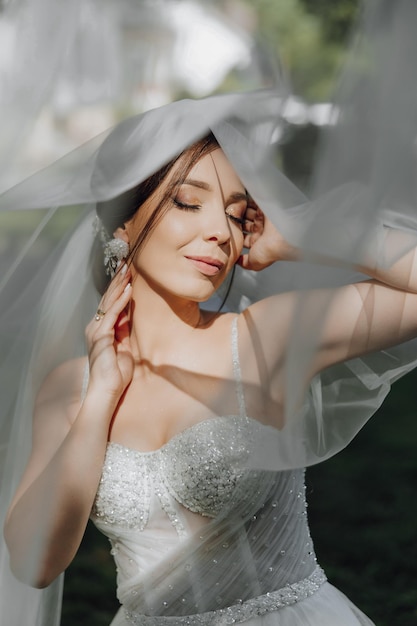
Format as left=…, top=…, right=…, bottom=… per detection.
left=183, top=148, right=244, bottom=193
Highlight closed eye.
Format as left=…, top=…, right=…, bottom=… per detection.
left=226, top=212, right=245, bottom=227
left=173, top=198, right=201, bottom=211
left=173, top=196, right=246, bottom=227
left=225, top=196, right=248, bottom=229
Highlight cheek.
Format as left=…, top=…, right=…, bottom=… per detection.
left=162, top=216, right=192, bottom=243
left=130, top=216, right=187, bottom=270
left=229, top=228, right=244, bottom=260
left=152, top=210, right=194, bottom=247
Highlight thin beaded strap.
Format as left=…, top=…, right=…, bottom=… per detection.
left=231, top=316, right=248, bottom=419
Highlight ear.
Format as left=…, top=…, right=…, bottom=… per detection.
left=113, top=225, right=129, bottom=244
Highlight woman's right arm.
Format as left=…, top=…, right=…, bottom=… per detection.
left=4, top=264, right=133, bottom=588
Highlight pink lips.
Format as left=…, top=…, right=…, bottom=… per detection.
left=186, top=256, right=225, bottom=276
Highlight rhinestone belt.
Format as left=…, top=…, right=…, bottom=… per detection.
left=124, top=566, right=327, bottom=626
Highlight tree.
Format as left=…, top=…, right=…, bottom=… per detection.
left=241, top=0, right=359, bottom=100
left=300, top=0, right=360, bottom=43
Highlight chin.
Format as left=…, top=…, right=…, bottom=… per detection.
left=172, top=275, right=226, bottom=301
left=183, top=289, right=218, bottom=304
left=194, top=281, right=228, bottom=303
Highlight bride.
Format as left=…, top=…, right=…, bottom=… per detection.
left=3, top=99, right=417, bottom=625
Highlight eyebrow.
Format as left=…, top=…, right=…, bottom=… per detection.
left=182, top=179, right=248, bottom=203
left=228, top=191, right=248, bottom=204
left=182, top=178, right=211, bottom=191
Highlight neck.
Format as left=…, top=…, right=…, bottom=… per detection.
left=128, top=275, right=205, bottom=364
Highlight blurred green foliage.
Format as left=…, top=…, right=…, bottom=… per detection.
left=308, top=372, right=417, bottom=625
left=300, top=0, right=360, bottom=43
left=0, top=206, right=85, bottom=264
left=241, top=0, right=359, bottom=100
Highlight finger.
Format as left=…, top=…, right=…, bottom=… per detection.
left=243, top=219, right=255, bottom=233
left=99, top=264, right=131, bottom=311
left=245, top=207, right=258, bottom=220
left=243, top=233, right=254, bottom=248
left=114, top=300, right=131, bottom=346
left=99, top=283, right=132, bottom=329
left=88, top=283, right=132, bottom=345
left=115, top=317, right=131, bottom=348
left=236, top=253, right=250, bottom=269
left=106, top=262, right=131, bottom=295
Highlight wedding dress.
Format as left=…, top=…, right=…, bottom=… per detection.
left=2, top=5, right=417, bottom=624
left=90, top=318, right=374, bottom=626
left=1, top=88, right=416, bottom=626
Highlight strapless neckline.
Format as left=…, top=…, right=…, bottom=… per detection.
left=92, top=414, right=264, bottom=532
left=107, top=414, right=255, bottom=456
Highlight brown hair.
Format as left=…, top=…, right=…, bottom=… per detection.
left=91, top=132, right=220, bottom=294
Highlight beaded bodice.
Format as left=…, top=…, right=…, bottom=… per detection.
left=90, top=317, right=323, bottom=623
left=92, top=414, right=258, bottom=535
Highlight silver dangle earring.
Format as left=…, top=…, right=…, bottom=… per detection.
left=93, top=216, right=130, bottom=277
left=103, top=238, right=130, bottom=277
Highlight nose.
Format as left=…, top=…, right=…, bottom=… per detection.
left=203, top=201, right=231, bottom=245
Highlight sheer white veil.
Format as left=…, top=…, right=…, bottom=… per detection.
left=1, top=1, right=417, bottom=624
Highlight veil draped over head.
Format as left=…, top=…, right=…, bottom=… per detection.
left=1, top=1, right=417, bottom=624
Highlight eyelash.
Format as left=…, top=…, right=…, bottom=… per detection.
left=173, top=198, right=246, bottom=227
left=226, top=213, right=245, bottom=226
left=173, top=199, right=201, bottom=211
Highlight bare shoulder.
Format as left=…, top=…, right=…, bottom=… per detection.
left=237, top=292, right=296, bottom=346
left=234, top=293, right=297, bottom=394
left=35, top=356, right=88, bottom=425
left=201, top=297, right=295, bottom=353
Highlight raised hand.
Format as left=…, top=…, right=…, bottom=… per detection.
left=85, top=263, right=134, bottom=400
left=238, top=200, right=296, bottom=271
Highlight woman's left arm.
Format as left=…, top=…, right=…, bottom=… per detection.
left=241, top=204, right=417, bottom=376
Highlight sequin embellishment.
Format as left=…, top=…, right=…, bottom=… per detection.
left=91, top=416, right=258, bottom=533
left=124, top=566, right=327, bottom=625
left=160, top=416, right=254, bottom=517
